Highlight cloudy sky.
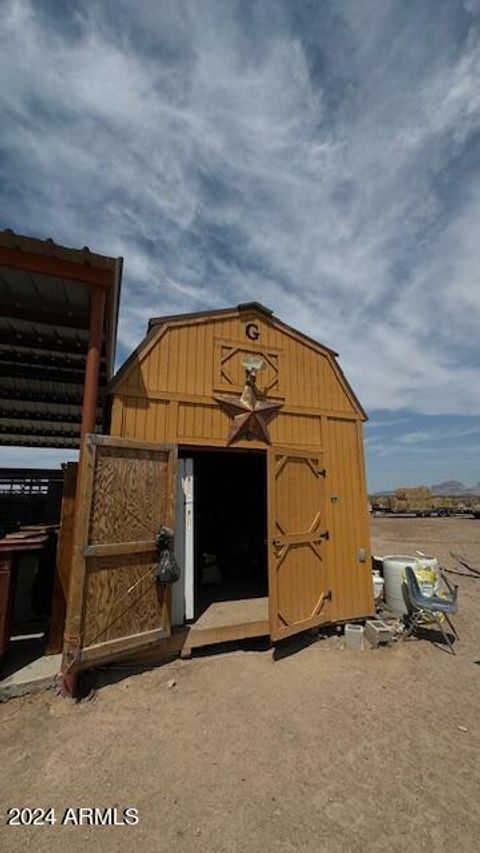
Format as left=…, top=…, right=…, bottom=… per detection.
left=1, top=0, right=479, bottom=490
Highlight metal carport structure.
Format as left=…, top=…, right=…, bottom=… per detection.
left=0, top=228, right=123, bottom=680
left=0, top=229, right=123, bottom=447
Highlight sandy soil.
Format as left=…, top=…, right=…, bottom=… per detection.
left=1, top=517, right=480, bottom=853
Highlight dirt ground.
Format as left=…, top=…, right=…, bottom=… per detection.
left=1, top=517, right=480, bottom=853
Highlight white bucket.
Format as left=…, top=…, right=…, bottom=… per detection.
left=382, top=555, right=439, bottom=616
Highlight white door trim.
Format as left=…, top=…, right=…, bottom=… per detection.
left=172, top=458, right=194, bottom=625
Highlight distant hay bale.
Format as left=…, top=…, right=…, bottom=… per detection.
left=396, top=486, right=431, bottom=501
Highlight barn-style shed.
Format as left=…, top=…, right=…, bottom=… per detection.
left=63, top=302, right=373, bottom=674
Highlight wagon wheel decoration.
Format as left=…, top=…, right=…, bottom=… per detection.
left=214, top=356, right=283, bottom=445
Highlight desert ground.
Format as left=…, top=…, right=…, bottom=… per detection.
left=1, top=516, right=480, bottom=852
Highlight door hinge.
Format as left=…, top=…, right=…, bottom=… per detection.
left=319, top=530, right=330, bottom=541
left=317, top=468, right=327, bottom=478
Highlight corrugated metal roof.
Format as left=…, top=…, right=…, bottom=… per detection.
left=0, top=229, right=122, bottom=449
left=0, top=229, right=117, bottom=271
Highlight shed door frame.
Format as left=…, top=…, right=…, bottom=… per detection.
left=176, top=446, right=269, bottom=624
left=172, top=457, right=194, bottom=625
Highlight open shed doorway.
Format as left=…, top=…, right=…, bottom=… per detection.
left=179, top=449, right=269, bottom=639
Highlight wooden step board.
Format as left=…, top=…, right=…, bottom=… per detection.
left=183, top=597, right=269, bottom=653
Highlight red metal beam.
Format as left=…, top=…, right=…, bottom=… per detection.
left=80, top=286, right=106, bottom=443
left=0, top=246, right=113, bottom=288
left=60, top=285, right=107, bottom=697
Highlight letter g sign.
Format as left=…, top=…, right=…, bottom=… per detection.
left=246, top=322, right=260, bottom=341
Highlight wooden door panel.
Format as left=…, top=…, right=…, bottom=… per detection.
left=269, top=448, right=330, bottom=640
left=82, top=553, right=167, bottom=649
left=64, top=435, right=176, bottom=669
left=89, top=446, right=171, bottom=544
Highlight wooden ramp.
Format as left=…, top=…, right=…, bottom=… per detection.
left=183, top=597, right=269, bottom=654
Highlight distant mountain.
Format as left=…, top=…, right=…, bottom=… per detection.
left=430, top=481, right=480, bottom=496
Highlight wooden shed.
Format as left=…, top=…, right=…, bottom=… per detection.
left=63, top=302, right=373, bottom=676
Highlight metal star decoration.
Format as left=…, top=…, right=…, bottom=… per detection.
left=214, top=357, right=283, bottom=445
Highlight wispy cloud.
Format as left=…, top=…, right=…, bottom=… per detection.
left=0, top=0, right=480, bottom=423
left=365, top=418, right=410, bottom=429
left=398, top=425, right=480, bottom=445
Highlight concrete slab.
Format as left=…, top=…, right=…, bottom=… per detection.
left=0, top=653, right=61, bottom=700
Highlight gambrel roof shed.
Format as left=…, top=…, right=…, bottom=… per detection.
left=62, top=301, right=373, bottom=680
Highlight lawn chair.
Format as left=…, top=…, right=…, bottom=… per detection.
left=403, top=565, right=459, bottom=655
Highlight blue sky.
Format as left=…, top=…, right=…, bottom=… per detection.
left=1, top=0, right=479, bottom=491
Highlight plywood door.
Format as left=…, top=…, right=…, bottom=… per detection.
left=268, top=448, right=331, bottom=640
left=64, top=435, right=176, bottom=669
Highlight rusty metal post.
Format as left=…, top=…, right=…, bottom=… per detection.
left=60, top=285, right=106, bottom=697
left=80, top=286, right=106, bottom=443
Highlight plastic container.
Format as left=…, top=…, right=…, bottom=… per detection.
left=382, top=555, right=439, bottom=616
left=415, top=556, right=439, bottom=598
left=372, top=570, right=385, bottom=603
left=344, top=623, right=364, bottom=650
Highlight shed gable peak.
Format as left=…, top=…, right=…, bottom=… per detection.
left=147, top=302, right=273, bottom=333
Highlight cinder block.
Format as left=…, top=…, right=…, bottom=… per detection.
left=344, top=623, right=364, bottom=650
left=364, top=619, right=394, bottom=648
